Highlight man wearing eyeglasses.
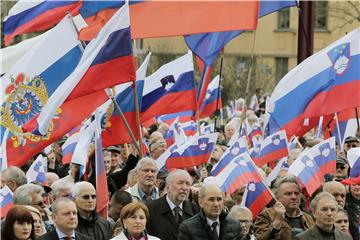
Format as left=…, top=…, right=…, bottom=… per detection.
left=71, top=182, right=113, bottom=240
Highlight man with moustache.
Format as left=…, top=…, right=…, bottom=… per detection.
left=146, top=169, right=199, bottom=240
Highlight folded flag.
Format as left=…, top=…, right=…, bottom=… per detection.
left=30, top=3, right=135, bottom=136
left=157, top=110, right=194, bottom=126
left=211, top=136, right=248, bottom=176
left=216, top=152, right=263, bottom=194
left=252, top=130, right=289, bottom=167
left=26, top=154, right=48, bottom=185
left=61, top=130, right=80, bottom=165
left=3, top=0, right=82, bottom=45
left=141, top=51, right=196, bottom=123
left=265, top=157, right=289, bottom=186
left=94, top=109, right=108, bottom=218
left=288, top=150, right=324, bottom=196
left=309, top=137, right=336, bottom=175
left=0, top=185, right=14, bottom=219
left=240, top=181, right=274, bottom=219
left=165, top=133, right=218, bottom=169
left=199, top=75, right=222, bottom=119
left=266, top=27, right=360, bottom=137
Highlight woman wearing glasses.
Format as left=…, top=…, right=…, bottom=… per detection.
left=1, top=205, right=36, bottom=240
left=111, top=202, right=160, bottom=240
left=228, top=206, right=256, bottom=240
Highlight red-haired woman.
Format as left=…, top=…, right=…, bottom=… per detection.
left=1, top=205, right=36, bottom=240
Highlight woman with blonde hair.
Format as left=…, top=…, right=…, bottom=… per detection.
left=111, top=202, right=159, bottom=240
left=23, top=205, right=46, bottom=238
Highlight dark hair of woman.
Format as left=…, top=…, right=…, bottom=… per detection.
left=1, top=205, right=36, bottom=240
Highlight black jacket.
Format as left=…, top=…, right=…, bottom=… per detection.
left=146, top=195, right=199, bottom=240
left=38, top=229, right=92, bottom=240
left=345, top=192, right=360, bottom=240
left=109, top=154, right=139, bottom=190
left=178, top=210, right=242, bottom=240
left=76, top=211, right=113, bottom=240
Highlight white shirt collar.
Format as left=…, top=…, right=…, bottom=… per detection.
left=166, top=194, right=183, bottom=211
left=55, top=228, right=75, bottom=239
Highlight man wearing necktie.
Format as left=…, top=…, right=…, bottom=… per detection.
left=178, top=183, right=242, bottom=240
left=146, top=169, right=199, bottom=240
left=38, top=198, right=91, bottom=240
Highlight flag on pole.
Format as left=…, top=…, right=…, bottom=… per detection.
left=211, top=136, right=248, bottom=176
left=309, top=137, right=336, bottom=175
left=0, top=185, right=14, bottom=219
left=288, top=150, right=324, bottom=196
left=26, top=155, right=48, bottom=185
left=199, top=75, right=222, bottom=119
left=216, top=152, right=263, bottom=194
left=252, top=130, right=289, bottom=167
left=95, top=109, right=108, bottom=218
left=266, top=27, right=360, bottom=137
left=3, top=0, right=81, bottom=45
left=61, top=130, right=80, bottom=165
left=240, top=181, right=274, bottom=219
left=28, top=3, right=135, bottom=136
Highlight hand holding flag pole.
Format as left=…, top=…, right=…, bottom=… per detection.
left=106, top=88, right=141, bottom=154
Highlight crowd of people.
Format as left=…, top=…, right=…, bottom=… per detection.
left=1, top=96, right=360, bottom=240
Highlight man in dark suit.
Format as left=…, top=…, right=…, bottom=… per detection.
left=146, top=169, right=199, bottom=240
left=38, top=198, right=91, bottom=240
left=178, top=183, right=242, bottom=240
left=295, top=192, right=352, bottom=240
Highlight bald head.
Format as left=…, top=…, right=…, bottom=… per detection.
left=323, top=181, right=346, bottom=208
left=199, top=184, right=224, bottom=220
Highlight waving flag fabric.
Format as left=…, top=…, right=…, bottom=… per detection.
left=309, top=137, right=336, bottom=175
left=61, top=131, right=80, bottom=164
left=141, top=51, right=196, bottom=122
left=248, top=124, right=263, bottom=147
left=288, top=150, right=324, bottom=196
left=102, top=52, right=151, bottom=147
left=211, top=136, right=248, bottom=176
left=0, top=129, right=9, bottom=172
left=199, top=75, right=222, bottom=118
left=0, top=185, right=14, bottom=219
left=164, top=133, right=218, bottom=169
left=3, top=0, right=81, bottom=45
left=30, top=4, right=135, bottom=136
left=348, top=148, right=360, bottom=178
left=181, top=120, right=198, bottom=137
left=216, top=152, right=262, bottom=194
left=266, top=27, right=360, bottom=137
left=252, top=130, right=289, bottom=167
left=265, top=157, right=289, bottom=186
left=184, top=0, right=297, bottom=66
left=94, top=109, right=108, bottom=218
left=157, top=110, right=194, bottom=125
left=164, top=117, right=187, bottom=147
left=79, top=1, right=258, bottom=41
left=26, top=155, right=48, bottom=185
left=241, top=181, right=274, bottom=219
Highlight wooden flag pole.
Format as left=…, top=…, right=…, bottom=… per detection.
left=106, top=89, right=141, bottom=154
left=133, top=39, right=143, bottom=158
left=214, top=51, right=224, bottom=130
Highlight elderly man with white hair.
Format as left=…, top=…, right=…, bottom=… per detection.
left=71, top=181, right=113, bottom=240
left=128, top=157, right=159, bottom=201
left=1, top=166, right=27, bottom=192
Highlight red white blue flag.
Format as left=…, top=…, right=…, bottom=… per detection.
left=309, top=137, right=336, bottom=175
left=288, top=150, right=324, bottom=196
left=216, top=152, right=263, bottom=194
left=25, top=155, right=48, bottom=185
left=141, top=51, right=196, bottom=123
left=241, top=181, right=274, bottom=219
left=0, top=185, right=14, bottom=219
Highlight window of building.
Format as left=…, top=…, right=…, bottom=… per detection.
left=275, top=58, right=288, bottom=82
left=277, top=8, right=290, bottom=29
left=315, top=1, right=328, bottom=30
